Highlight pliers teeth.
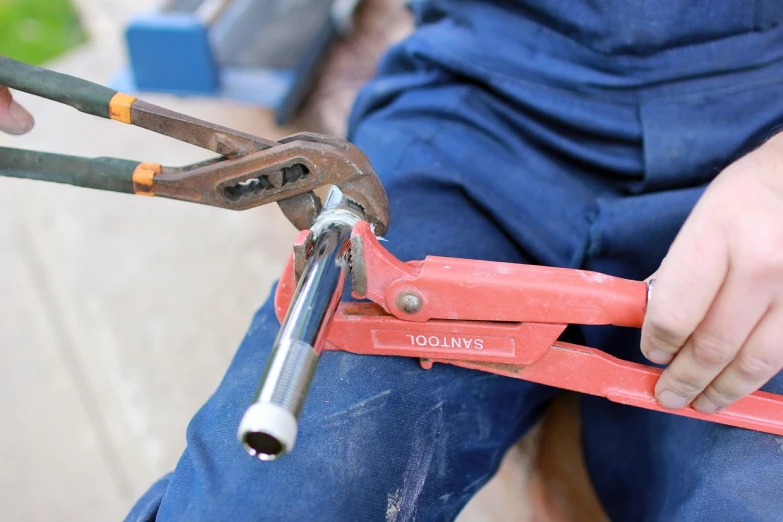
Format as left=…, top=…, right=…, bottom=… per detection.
left=335, top=171, right=390, bottom=238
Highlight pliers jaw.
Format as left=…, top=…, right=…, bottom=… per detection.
left=260, top=132, right=389, bottom=237
left=149, top=131, right=390, bottom=235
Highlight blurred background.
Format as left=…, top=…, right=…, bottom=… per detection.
left=0, top=0, right=547, bottom=520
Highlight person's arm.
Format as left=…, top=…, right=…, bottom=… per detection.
left=641, top=131, right=783, bottom=413
left=0, top=86, right=34, bottom=134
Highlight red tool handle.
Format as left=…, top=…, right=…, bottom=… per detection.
left=352, top=221, right=649, bottom=326
left=444, top=341, right=783, bottom=436
left=276, top=222, right=648, bottom=327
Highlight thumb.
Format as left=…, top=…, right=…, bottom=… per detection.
left=0, top=86, right=34, bottom=135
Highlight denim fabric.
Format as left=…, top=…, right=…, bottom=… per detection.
left=126, top=2, right=783, bottom=520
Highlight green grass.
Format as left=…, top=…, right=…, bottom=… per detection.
left=0, top=0, right=88, bottom=65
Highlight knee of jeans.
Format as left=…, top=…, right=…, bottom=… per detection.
left=123, top=472, right=172, bottom=522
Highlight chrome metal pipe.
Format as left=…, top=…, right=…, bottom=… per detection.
left=238, top=188, right=362, bottom=460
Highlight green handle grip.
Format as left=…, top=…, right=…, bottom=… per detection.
left=0, top=54, right=117, bottom=118
left=0, top=147, right=137, bottom=194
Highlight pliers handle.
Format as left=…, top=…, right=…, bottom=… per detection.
left=0, top=55, right=389, bottom=234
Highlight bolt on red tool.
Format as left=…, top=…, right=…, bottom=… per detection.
left=240, top=213, right=783, bottom=460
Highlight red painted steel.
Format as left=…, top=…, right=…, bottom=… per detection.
left=273, top=222, right=783, bottom=437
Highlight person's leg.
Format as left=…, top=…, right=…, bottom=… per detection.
left=579, top=187, right=783, bottom=521
left=126, top=1, right=639, bottom=516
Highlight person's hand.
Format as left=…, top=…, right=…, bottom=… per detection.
left=641, top=132, right=783, bottom=414
left=0, top=86, right=34, bottom=134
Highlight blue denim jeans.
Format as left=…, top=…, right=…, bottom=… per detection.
left=126, top=2, right=783, bottom=520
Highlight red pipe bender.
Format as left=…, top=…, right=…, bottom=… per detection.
left=274, top=220, right=783, bottom=437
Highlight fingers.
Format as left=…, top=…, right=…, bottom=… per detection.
left=653, top=269, right=771, bottom=409
left=691, top=304, right=783, bottom=413
left=0, top=86, right=34, bottom=135
left=640, top=204, right=730, bottom=365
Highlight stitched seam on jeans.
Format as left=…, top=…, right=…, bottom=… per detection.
left=584, top=199, right=604, bottom=264
left=416, top=33, right=783, bottom=104
left=453, top=7, right=782, bottom=60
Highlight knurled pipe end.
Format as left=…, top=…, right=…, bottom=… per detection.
left=237, top=402, right=298, bottom=461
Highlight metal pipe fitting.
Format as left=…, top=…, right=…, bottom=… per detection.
left=237, top=187, right=363, bottom=460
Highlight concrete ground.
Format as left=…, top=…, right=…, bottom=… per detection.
left=0, top=1, right=532, bottom=520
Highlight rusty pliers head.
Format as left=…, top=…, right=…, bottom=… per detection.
left=0, top=54, right=389, bottom=236
left=274, top=133, right=390, bottom=237
left=146, top=131, right=389, bottom=236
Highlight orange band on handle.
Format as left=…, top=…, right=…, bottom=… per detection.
left=109, top=92, right=136, bottom=123
left=132, top=163, right=161, bottom=196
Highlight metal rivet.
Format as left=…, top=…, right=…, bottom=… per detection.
left=397, top=292, right=422, bottom=314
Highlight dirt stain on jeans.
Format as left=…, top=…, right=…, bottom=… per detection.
left=387, top=401, right=444, bottom=521
left=323, top=390, right=392, bottom=428
left=386, top=489, right=402, bottom=522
